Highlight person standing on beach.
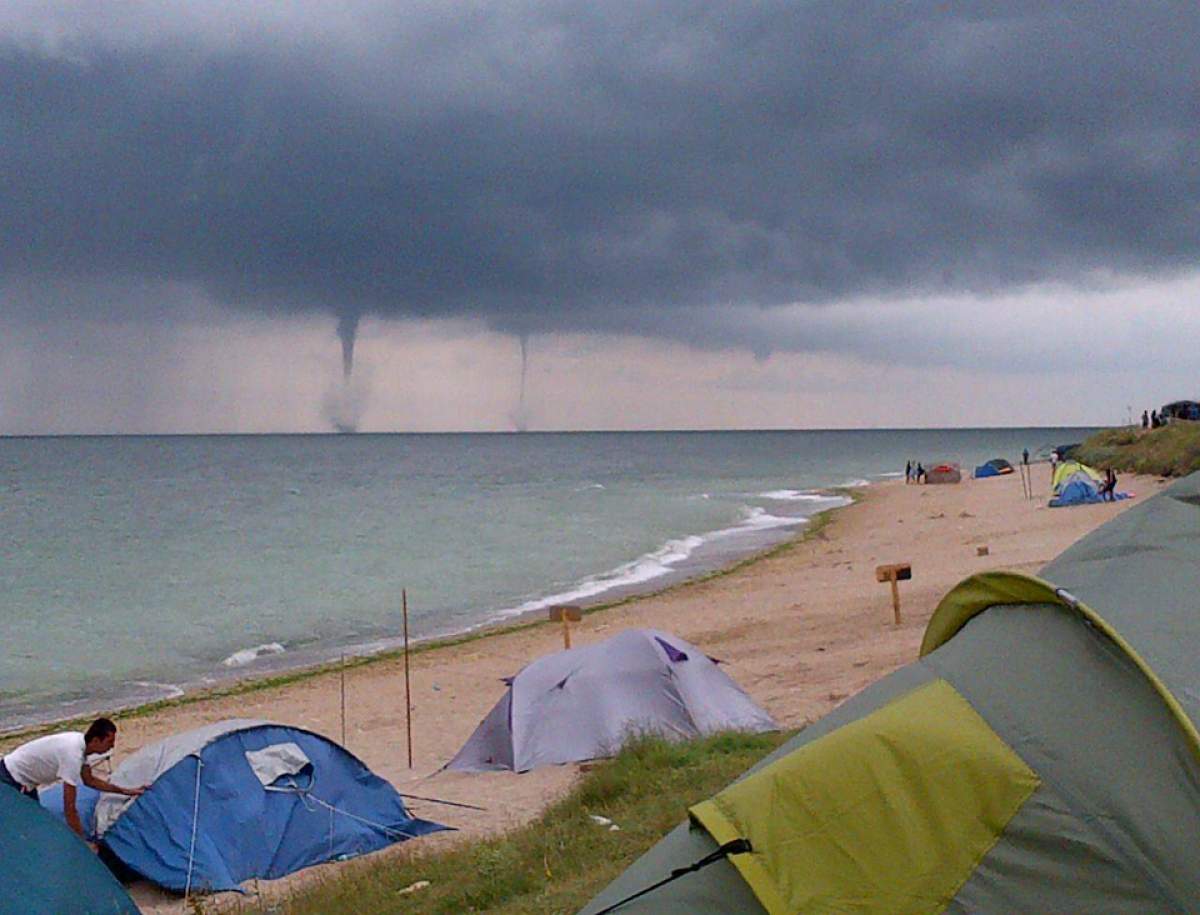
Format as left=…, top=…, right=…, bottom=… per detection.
left=1101, top=468, right=1118, bottom=502
left=0, top=718, right=145, bottom=840
left=905, top=460, right=912, bottom=484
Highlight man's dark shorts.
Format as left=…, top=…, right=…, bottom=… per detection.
left=0, top=757, right=38, bottom=798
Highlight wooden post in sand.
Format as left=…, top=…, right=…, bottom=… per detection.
left=403, top=589, right=413, bottom=769
left=549, top=605, right=582, bottom=649
left=875, top=563, right=912, bottom=625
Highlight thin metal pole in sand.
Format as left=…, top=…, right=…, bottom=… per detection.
left=340, top=654, right=347, bottom=747
left=403, top=588, right=414, bottom=769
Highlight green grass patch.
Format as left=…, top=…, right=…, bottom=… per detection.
left=232, top=730, right=790, bottom=915
left=1075, top=423, right=1200, bottom=478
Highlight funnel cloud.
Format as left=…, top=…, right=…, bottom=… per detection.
left=511, top=334, right=530, bottom=432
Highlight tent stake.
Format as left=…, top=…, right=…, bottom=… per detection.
left=403, top=588, right=413, bottom=769
left=340, top=653, right=347, bottom=747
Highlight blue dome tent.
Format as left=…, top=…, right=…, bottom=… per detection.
left=43, top=720, right=447, bottom=894
left=973, top=458, right=1014, bottom=478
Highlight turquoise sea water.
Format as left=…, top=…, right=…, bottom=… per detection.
left=0, top=428, right=1097, bottom=729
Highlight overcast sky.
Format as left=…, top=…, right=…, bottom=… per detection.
left=2, top=2, right=1198, bottom=433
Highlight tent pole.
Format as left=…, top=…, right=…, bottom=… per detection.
left=340, top=654, right=347, bottom=747
left=403, top=588, right=413, bottom=769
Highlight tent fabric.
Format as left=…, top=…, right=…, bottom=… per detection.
left=94, top=718, right=266, bottom=834
left=921, top=570, right=1200, bottom=763
left=925, top=463, right=961, bottom=484
left=689, top=679, right=1039, bottom=915
left=447, top=629, right=776, bottom=772
left=39, top=780, right=103, bottom=842
left=244, top=742, right=311, bottom=787
left=973, top=458, right=1014, bottom=478
left=1051, top=460, right=1103, bottom=490
left=71, top=721, right=446, bottom=893
left=1, top=782, right=139, bottom=915
left=1048, top=460, right=1129, bottom=507
left=582, top=471, right=1200, bottom=913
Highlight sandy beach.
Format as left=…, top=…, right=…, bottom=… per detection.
left=3, top=467, right=1160, bottom=912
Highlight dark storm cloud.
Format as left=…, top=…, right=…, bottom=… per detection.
left=3, top=2, right=1199, bottom=350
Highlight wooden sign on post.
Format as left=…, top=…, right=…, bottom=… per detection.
left=875, top=563, right=912, bottom=625
left=548, top=605, right=582, bottom=649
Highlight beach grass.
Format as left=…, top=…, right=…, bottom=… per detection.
left=1076, top=423, right=1200, bottom=478
left=229, top=730, right=790, bottom=915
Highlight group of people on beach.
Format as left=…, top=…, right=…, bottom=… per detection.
left=1, top=717, right=145, bottom=845
left=904, top=460, right=926, bottom=484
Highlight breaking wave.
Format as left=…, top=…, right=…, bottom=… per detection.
left=222, top=642, right=286, bottom=668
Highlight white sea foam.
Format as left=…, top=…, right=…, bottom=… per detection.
left=732, top=506, right=810, bottom=532
left=488, top=494, right=852, bottom=624
left=222, top=642, right=286, bottom=668
left=758, top=489, right=828, bottom=501
left=494, top=533, right=710, bottom=620
left=130, top=681, right=185, bottom=700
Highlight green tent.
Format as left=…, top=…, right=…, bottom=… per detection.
left=582, top=472, right=1200, bottom=913
left=0, top=783, right=138, bottom=914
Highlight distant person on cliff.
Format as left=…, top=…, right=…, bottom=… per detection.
left=0, top=718, right=145, bottom=841
left=1142, top=410, right=1149, bottom=429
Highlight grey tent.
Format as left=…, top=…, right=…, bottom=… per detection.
left=583, top=472, right=1200, bottom=913
left=447, top=629, right=776, bottom=772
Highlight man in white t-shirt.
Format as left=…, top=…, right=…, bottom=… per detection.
left=0, top=717, right=145, bottom=841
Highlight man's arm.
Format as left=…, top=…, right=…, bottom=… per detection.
left=62, top=782, right=86, bottom=838
left=81, top=764, right=145, bottom=797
